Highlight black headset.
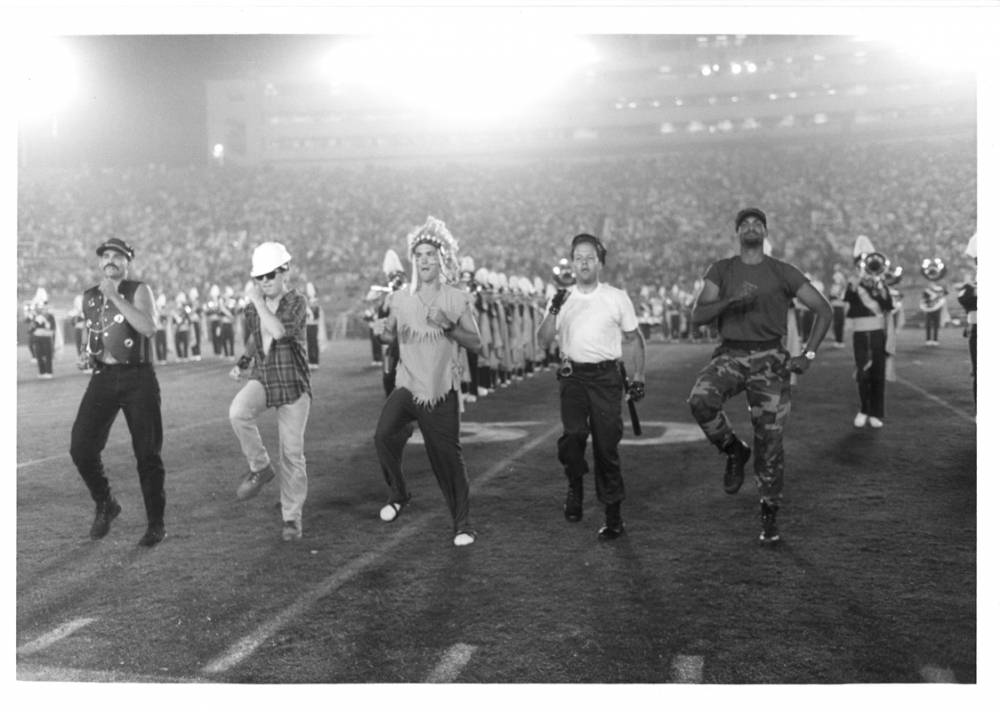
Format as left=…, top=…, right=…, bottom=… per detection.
left=571, top=233, right=607, bottom=265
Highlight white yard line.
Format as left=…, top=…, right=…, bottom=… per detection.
left=17, top=617, right=97, bottom=656
left=895, top=376, right=976, bottom=425
left=425, top=643, right=477, bottom=683
left=919, top=665, right=957, bottom=683
left=670, top=654, right=704, bottom=683
left=201, top=423, right=562, bottom=676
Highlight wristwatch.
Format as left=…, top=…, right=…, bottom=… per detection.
left=802, top=349, right=816, bottom=361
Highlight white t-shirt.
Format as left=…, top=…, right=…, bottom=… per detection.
left=555, top=282, right=639, bottom=362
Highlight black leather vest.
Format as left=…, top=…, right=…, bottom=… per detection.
left=83, top=280, right=153, bottom=364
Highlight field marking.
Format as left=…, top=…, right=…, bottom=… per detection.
left=895, top=376, right=976, bottom=425
left=670, top=654, right=704, bottom=683
left=919, top=665, right=957, bottom=683
left=17, top=617, right=97, bottom=656
left=425, top=643, right=477, bottom=682
left=16, top=662, right=210, bottom=683
left=201, top=422, right=562, bottom=676
left=16, top=416, right=231, bottom=469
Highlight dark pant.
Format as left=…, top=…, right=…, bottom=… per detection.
left=925, top=309, right=942, bottom=341
left=969, top=323, right=977, bottom=402
left=220, top=322, right=235, bottom=357
left=306, top=324, right=320, bottom=365
left=155, top=329, right=168, bottom=362
left=557, top=365, right=625, bottom=506
left=69, top=363, right=166, bottom=526
left=853, top=329, right=887, bottom=419
left=32, top=336, right=54, bottom=375
left=832, top=305, right=846, bottom=343
left=174, top=330, right=189, bottom=359
left=374, top=388, right=470, bottom=533
left=191, top=322, right=201, bottom=357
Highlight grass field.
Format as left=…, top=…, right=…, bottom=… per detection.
left=13, top=326, right=986, bottom=705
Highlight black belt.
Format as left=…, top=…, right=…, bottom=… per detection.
left=720, top=339, right=782, bottom=352
left=569, top=359, right=618, bottom=372
left=94, top=361, right=151, bottom=369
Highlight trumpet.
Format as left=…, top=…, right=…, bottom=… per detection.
left=920, top=257, right=947, bottom=281
left=552, top=258, right=576, bottom=288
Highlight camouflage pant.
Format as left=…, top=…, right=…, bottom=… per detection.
left=687, top=345, right=792, bottom=502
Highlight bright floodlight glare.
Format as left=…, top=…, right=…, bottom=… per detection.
left=15, top=36, right=78, bottom=120
left=320, top=33, right=599, bottom=125
left=857, top=30, right=984, bottom=74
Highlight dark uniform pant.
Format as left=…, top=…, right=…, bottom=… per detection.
left=69, top=363, right=166, bottom=526
left=557, top=363, right=625, bottom=506
left=687, top=345, right=791, bottom=504
left=852, top=329, right=887, bottom=419
left=374, top=388, right=470, bottom=534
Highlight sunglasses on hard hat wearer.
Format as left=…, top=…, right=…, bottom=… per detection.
left=254, top=266, right=289, bottom=282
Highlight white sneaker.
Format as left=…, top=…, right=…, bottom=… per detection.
left=379, top=502, right=403, bottom=522
left=853, top=412, right=868, bottom=428
left=453, top=532, right=476, bottom=547
left=281, top=520, right=302, bottom=541
left=477, top=387, right=489, bottom=397
left=868, top=417, right=884, bottom=429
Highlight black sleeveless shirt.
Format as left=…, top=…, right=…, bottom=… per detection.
left=82, top=280, right=153, bottom=365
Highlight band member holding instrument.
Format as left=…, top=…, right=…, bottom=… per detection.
left=537, top=233, right=645, bottom=541
left=687, top=208, right=831, bottom=546
left=919, top=284, right=948, bottom=346
left=845, top=235, right=895, bottom=430
left=70, top=237, right=167, bottom=547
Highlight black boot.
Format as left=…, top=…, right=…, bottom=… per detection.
left=138, top=521, right=166, bottom=547
left=759, top=500, right=780, bottom=545
left=89, top=496, right=121, bottom=540
left=597, top=501, right=624, bottom=540
left=564, top=481, right=583, bottom=522
left=722, top=436, right=751, bottom=495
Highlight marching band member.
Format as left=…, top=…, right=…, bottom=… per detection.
left=957, top=234, right=977, bottom=403
left=828, top=268, right=848, bottom=348
left=305, top=281, right=322, bottom=370
left=919, top=284, right=948, bottom=346
left=845, top=235, right=895, bottom=429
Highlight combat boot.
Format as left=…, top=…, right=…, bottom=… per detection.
left=89, top=496, right=121, bottom=540
left=723, top=436, right=751, bottom=494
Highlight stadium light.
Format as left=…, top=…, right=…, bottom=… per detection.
left=15, top=35, right=79, bottom=123
left=319, top=33, right=599, bottom=125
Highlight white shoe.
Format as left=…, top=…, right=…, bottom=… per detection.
left=453, top=532, right=476, bottom=547
left=868, top=417, right=884, bottom=429
left=281, top=520, right=303, bottom=541
left=379, top=502, right=404, bottom=522
left=853, top=412, right=868, bottom=428
left=477, top=387, right=489, bottom=397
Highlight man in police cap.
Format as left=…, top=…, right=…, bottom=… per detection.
left=70, top=237, right=167, bottom=547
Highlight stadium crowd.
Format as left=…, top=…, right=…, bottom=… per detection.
left=18, top=134, right=976, bottom=335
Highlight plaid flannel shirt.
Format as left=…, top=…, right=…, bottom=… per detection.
left=245, top=289, right=311, bottom=408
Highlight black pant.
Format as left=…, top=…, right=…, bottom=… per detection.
left=220, top=322, right=235, bottom=357
left=374, top=388, right=469, bottom=533
left=32, top=336, right=54, bottom=375
left=174, top=330, right=189, bottom=359
left=557, top=365, right=625, bottom=505
left=69, top=363, right=166, bottom=525
left=852, top=329, right=887, bottom=419
left=925, top=309, right=942, bottom=341
left=155, top=329, right=168, bottom=362
left=832, top=305, right=845, bottom=343
left=306, top=324, right=320, bottom=365
left=969, top=323, right=977, bottom=402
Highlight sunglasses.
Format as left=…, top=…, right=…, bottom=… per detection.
left=254, top=266, right=289, bottom=282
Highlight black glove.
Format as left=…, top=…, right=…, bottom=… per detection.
left=236, top=354, right=252, bottom=371
left=626, top=380, right=645, bottom=403
left=549, top=289, right=569, bottom=315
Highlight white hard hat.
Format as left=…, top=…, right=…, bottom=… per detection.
left=251, top=242, right=292, bottom=277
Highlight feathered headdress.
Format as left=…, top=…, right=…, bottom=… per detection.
left=405, top=216, right=460, bottom=292
left=965, top=233, right=977, bottom=259
left=382, top=248, right=405, bottom=277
